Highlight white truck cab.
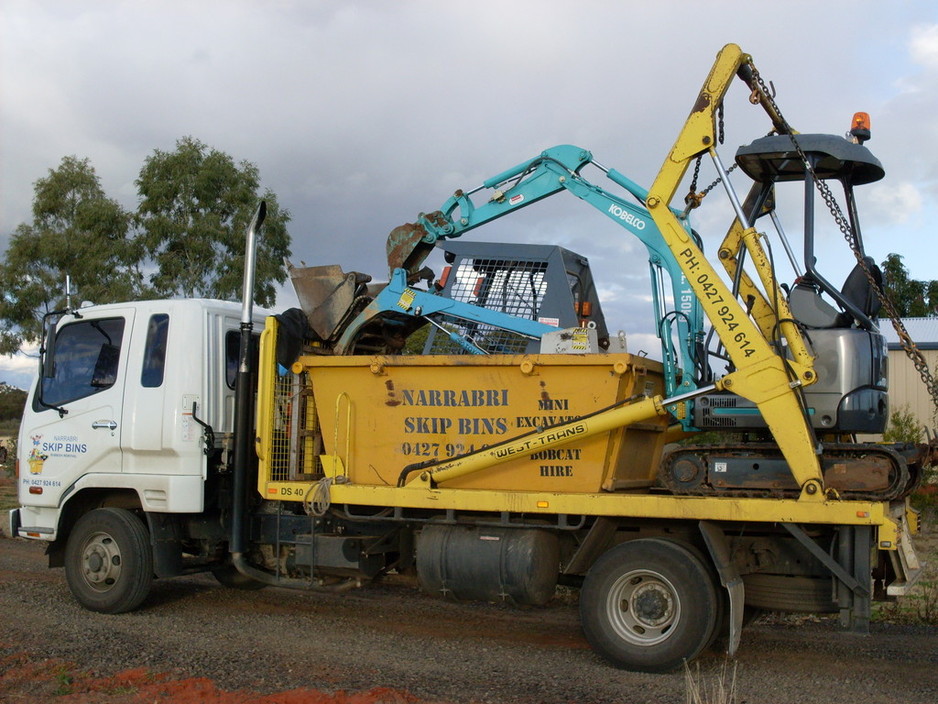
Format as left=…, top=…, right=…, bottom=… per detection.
left=11, top=299, right=266, bottom=543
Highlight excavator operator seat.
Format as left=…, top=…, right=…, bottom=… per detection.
left=788, top=281, right=842, bottom=329
left=839, top=256, right=883, bottom=323
left=788, top=257, right=882, bottom=330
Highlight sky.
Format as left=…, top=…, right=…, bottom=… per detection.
left=2, top=0, right=937, bottom=389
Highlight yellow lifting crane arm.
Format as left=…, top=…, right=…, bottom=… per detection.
left=645, top=44, right=824, bottom=500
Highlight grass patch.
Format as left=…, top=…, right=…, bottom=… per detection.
left=0, top=477, right=17, bottom=515
left=873, top=505, right=938, bottom=626
left=684, top=658, right=737, bottom=704
left=874, top=579, right=938, bottom=625
left=104, top=685, right=138, bottom=695
left=52, top=665, right=74, bottom=696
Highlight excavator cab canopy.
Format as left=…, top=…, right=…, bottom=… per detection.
left=735, top=133, right=884, bottom=185
left=730, top=131, right=886, bottom=333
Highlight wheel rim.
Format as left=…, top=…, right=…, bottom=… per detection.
left=605, top=569, right=680, bottom=646
left=79, top=531, right=123, bottom=592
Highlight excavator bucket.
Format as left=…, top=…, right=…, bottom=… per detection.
left=287, top=262, right=372, bottom=341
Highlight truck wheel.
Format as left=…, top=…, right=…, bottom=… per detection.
left=580, top=538, right=719, bottom=673
left=64, top=508, right=153, bottom=614
left=655, top=537, right=726, bottom=651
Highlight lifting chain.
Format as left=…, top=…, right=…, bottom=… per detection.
left=685, top=105, right=737, bottom=212
left=745, top=58, right=938, bottom=418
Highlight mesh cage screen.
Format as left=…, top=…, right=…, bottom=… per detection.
left=425, top=257, right=548, bottom=355
left=268, top=371, right=323, bottom=481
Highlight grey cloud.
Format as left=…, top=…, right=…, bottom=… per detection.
left=2, top=1, right=936, bottom=385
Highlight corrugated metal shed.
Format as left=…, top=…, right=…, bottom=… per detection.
left=879, top=317, right=938, bottom=428
left=879, top=317, right=938, bottom=350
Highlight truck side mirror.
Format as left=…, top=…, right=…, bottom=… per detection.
left=37, top=312, right=69, bottom=417
left=41, top=315, right=59, bottom=379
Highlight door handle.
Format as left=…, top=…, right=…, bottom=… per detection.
left=91, top=420, right=118, bottom=431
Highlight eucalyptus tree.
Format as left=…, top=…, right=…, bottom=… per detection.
left=135, top=136, right=291, bottom=306
left=0, top=156, right=141, bottom=354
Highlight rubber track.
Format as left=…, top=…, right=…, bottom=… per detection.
left=660, top=442, right=916, bottom=501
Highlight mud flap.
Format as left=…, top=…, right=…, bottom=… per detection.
left=699, top=520, right=745, bottom=656
left=887, top=505, right=924, bottom=597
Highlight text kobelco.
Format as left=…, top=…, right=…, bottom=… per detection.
left=607, top=204, right=646, bottom=229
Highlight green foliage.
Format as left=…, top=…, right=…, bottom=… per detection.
left=52, top=665, right=74, bottom=696
left=0, top=383, right=27, bottom=424
left=401, top=322, right=430, bottom=354
left=875, top=579, right=938, bottom=625
left=929, top=281, right=938, bottom=316
left=882, top=404, right=924, bottom=444
left=912, top=477, right=938, bottom=513
left=0, top=157, right=142, bottom=353
left=135, top=136, right=292, bottom=306
left=1, top=141, right=293, bottom=362
left=874, top=519, right=938, bottom=625
left=0, top=383, right=21, bottom=477
left=880, top=253, right=938, bottom=317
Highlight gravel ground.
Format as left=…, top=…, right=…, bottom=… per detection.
left=1, top=533, right=937, bottom=704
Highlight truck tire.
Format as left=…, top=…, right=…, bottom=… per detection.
left=580, top=538, right=719, bottom=673
left=655, top=537, right=726, bottom=652
left=64, top=508, right=153, bottom=614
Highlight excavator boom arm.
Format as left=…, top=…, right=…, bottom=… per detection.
left=386, top=144, right=705, bottom=400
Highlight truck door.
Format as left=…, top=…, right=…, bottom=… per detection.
left=21, top=311, right=135, bottom=508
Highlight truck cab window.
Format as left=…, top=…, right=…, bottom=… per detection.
left=38, top=318, right=126, bottom=408
left=141, top=314, right=169, bottom=388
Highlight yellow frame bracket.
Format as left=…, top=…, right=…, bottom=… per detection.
left=646, top=44, right=824, bottom=500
